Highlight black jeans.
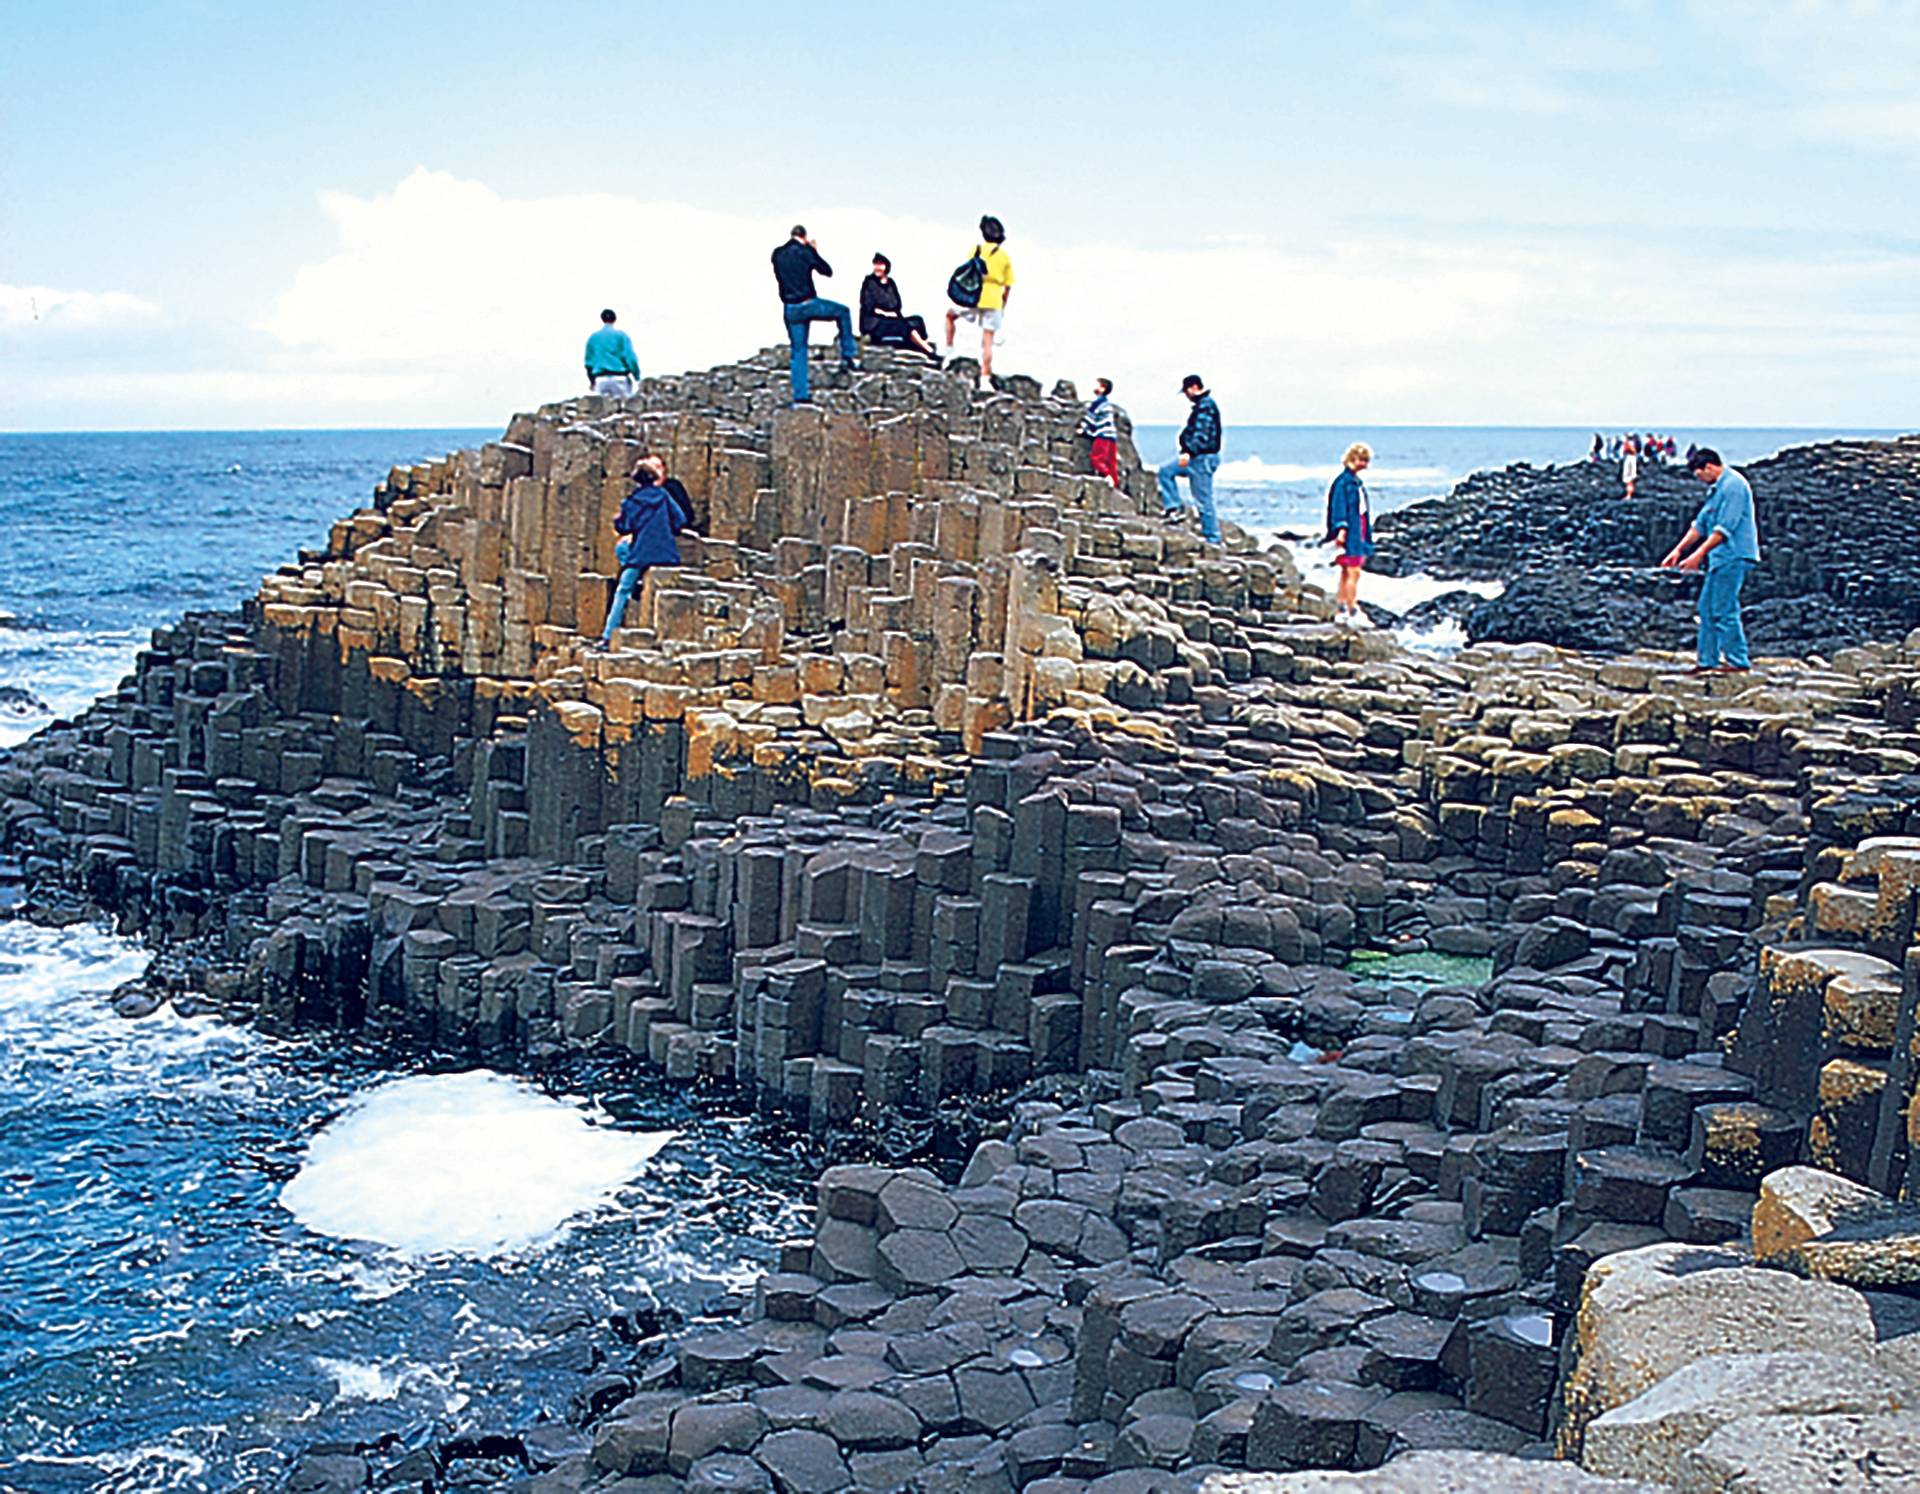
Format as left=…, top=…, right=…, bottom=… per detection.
left=867, top=314, right=928, bottom=347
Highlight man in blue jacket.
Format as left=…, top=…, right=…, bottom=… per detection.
left=1157, top=374, right=1223, bottom=543
left=771, top=225, right=857, bottom=405
left=592, top=456, right=691, bottom=650
left=1659, top=447, right=1761, bottom=674
left=584, top=309, right=640, bottom=399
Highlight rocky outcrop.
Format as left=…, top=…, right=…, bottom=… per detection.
left=1371, top=441, right=1920, bottom=656
left=6, top=344, right=1920, bottom=1492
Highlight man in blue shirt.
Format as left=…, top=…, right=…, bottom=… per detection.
left=1157, top=374, right=1224, bottom=544
left=1659, top=447, right=1761, bottom=674
left=584, top=309, right=641, bottom=399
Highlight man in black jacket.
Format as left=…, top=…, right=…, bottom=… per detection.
left=771, top=225, right=857, bottom=405
left=1157, top=374, right=1224, bottom=543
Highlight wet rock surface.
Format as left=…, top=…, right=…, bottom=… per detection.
left=1371, top=443, right=1920, bottom=656
left=5, top=345, right=1920, bottom=1489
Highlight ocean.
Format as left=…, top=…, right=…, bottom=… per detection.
left=0, top=420, right=1902, bottom=1487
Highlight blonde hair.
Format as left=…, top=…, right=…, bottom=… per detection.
left=1343, top=442, right=1373, bottom=468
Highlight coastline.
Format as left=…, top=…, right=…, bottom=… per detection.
left=6, top=348, right=1920, bottom=1491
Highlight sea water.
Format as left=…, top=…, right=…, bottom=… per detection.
left=0, top=921, right=811, bottom=1490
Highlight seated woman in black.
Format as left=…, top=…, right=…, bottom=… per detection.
left=859, top=253, right=940, bottom=362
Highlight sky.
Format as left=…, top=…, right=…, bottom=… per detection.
left=2, top=0, right=1918, bottom=430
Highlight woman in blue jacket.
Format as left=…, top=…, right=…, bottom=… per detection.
left=1325, top=442, right=1374, bottom=624
left=592, top=456, right=691, bottom=649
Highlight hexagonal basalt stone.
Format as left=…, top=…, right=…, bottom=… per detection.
left=951, top=1210, right=1029, bottom=1273
left=875, top=1227, right=968, bottom=1295
left=753, top=1427, right=850, bottom=1493
left=813, top=1216, right=881, bottom=1283
left=1246, top=1379, right=1385, bottom=1471
left=1117, top=1292, right=1211, bottom=1360
left=879, top=1175, right=961, bottom=1234
left=821, top=1388, right=920, bottom=1451
left=679, top=1331, right=764, bottom=1392
left=952, top=1361, right=1037, bottom=1432
left=668, top=1403, right=771, bottom=1476
left=685, top=1452, right=774, bottom=1494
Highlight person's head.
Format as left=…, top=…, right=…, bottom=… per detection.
left=1094, top=377, right=1112, bottom=397
left=600, top=308, right=617, bottom=325
left=872, top=253, right=891, bottom=277
left=1343, top=442, right=1373, bottom=472
left=632, top=455, right=666, bottom=486
left=1687, top=447, right=1724, bottom=481
left=979, top=215, right=1006, bottom=244
left=790, top=223, right=808, bottom=240
left=1182, top=374, right=1206, bottom=400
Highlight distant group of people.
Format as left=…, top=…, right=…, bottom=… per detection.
left=1592, top=431, right=1685, bottom=499
left=580, top=231, right=1760, bottom=668
left=1593, top=431, right=1680, bottom=463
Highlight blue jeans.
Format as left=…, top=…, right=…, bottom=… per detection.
left=782, top=298, right=856, bottom=402
left=1158, top=452, right=1222, bottom=542
left=1697, top=559, right=1752, bottom=668
left=601, top=564, right=646, bottom=645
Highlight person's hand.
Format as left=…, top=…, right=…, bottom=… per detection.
left=1678, top=552, right=1704, bottom=572
left=1331, top=529, right=1346, bottom=548
left=1658, top=548, right=1682, bottom=568
left=1179, top=453, right=1191, bottom=469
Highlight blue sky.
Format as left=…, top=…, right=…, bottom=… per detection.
left=4, top=0, right=1917, bottom=429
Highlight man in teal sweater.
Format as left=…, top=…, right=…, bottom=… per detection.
left=584, top=309, right=641, bottom=399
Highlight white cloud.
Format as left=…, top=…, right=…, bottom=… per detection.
left=13, top=167, right=1914, bottom=429
left=0, top=283, right=161, bottom=330
left=253, top=168, right=1566, bottom=422
left=246, top=166, right=1920, bottom=426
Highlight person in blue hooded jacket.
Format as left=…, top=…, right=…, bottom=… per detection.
left=591, top=455, right=691, bottom=649
left=1324, top=442, right=1375, bottom=624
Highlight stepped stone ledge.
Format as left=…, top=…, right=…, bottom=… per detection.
left=5, top=345, right=1920, bottom=1491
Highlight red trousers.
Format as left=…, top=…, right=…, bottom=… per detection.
left=1089, top=437, right=1118, bottom=482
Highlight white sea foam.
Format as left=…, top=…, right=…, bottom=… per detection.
left=1396, top=618, right=1470, bottom=654
left=0, top=624, right=141, bottom=748
left=316, top=1355, right=434, bottom=1402
left=1214, top=455, right=1451, bottom=487
left=13, top=1442, right=210, bottom=1491
left=280, top=1070, right=677, bottom=1257
left=1289, top=549, right=1504, bottom=616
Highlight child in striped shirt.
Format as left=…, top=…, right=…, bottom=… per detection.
left=1078, top=378, right=1120, bottom=487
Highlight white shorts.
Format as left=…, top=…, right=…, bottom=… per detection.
left=591, top=374, right=636, bottom=399
left=950, top=306, right=1004, bottom=333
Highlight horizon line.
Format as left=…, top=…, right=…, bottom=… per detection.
left=1, top=422, right=1912, bottom=438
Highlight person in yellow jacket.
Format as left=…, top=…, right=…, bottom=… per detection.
left=944, top=215, right=1015, bottom=387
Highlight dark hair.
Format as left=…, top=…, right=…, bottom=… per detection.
left=872, top=252, right=891, bottom=271
left=1182, top=373, right=1205, bottom=391
left=600, top=309, right=617, bottom=324
left=1095, top=378, right=1113, bottom=395
left=979, top=215, right=1005, bottom=243
left=1687, top=447, right=1723, bottom=470
left=632, top=455, right=666, bottom=484
left=790, top=223, right=808, bottom=238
